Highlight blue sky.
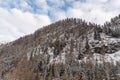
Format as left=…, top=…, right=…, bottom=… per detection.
left=0, top=0, right=120, bottom=41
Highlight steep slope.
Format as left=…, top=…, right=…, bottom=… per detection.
left=0, top=17, right=120, bottom=80
left=0, top=18, right=95, bottom=79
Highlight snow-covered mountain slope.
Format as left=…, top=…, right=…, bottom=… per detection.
left=0, top=17, right=120, bottom=80
left=26, top=32, right=120, bottom=65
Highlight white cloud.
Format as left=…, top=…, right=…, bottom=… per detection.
left=50, top=10, right=67, bottom=21
left=0, top=0, right=33, bottom=12
left=67, top=0, right=120, bottom=24
left=67, top=8, right=84, bottom=18
left=0, top=8, right=51, bottom=41
left=105, top=0, right=120, bottom=11
left=19, top=0, right=33, bottom=12
left=47, top=0, right=65, bottom=8
left=86, top=0, right=108, bottom=3
left=85, top=9, right=117, bottom=24
left=38, top=0, right=120, bottom=24
left=35, top=0, right=50, bottom=14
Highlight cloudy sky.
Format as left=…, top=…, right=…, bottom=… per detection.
left=0, top=0, right=120, bottom=41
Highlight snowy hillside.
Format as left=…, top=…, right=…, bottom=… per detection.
left=0, top=17, right=120, bottom=80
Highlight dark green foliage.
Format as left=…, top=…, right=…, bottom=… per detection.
left=78, top=53, right=84, bottom=60
left=52, top=40, right=66, bottom=58
left=94, top=31, right=101, bottom=40
left=94, top=47, right=101, bottom=53
left=59, top=65, right=65, bottom=77
left=94, top=27, right=101, bottom=40
left=85, top=37, right=90, bottom=50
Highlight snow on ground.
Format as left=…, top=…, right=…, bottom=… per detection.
left=54, top=52, right=66, bottom=64
left=81, top=50, right=120, bottom=65
left=79, top=33, right=120, bottom=64
left=101, top=33, right=120, bottom=45
left=105, top=50, right=120, bottom=62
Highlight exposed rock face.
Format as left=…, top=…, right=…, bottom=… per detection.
left=0, top=17, right=120, bottom=80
